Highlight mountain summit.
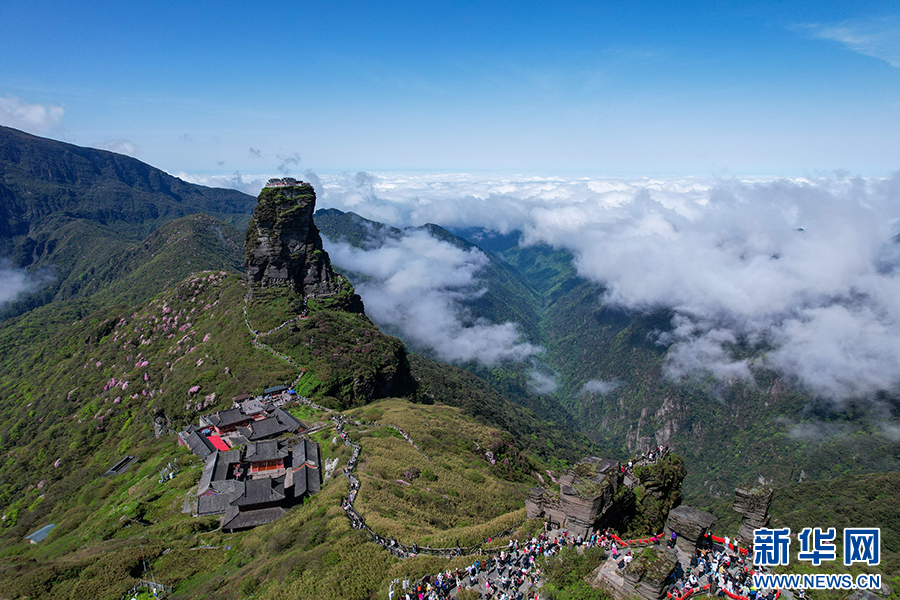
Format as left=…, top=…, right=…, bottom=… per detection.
left=244, top=178, right=337, bottom=296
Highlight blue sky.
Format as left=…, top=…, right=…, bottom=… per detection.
left=2, top=0, right=899, bottom=176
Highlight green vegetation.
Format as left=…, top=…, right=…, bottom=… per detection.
left=540, top=545, right=610, bottom=600
left=0, top=394, right=555, bottom=599
left=251, top=284, right=414, bottom=408
left=408, top=354, right=590, bottom=463
left=623, top=453, right=686, bottom=537
left=0, top=125, right=254, bottom=320
left=347, top=400, right=531, bottom=546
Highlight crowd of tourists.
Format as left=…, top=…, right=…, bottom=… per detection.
left=330, top=410, right=778, bottom=600
left=664, top=543, right=777, bottom=600
left=621, top=443, right=670, bottom=475
left=395, top=532, right=591, bottom=600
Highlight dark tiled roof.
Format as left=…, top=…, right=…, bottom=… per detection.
left=199, top=449, right=243, bottom=493
left=290, top=439, right=322, bottom=498
left=304, top=439, right=320, bottom=467
left=198, top=494, right=230, bottom=515
left=198, top=453, right=218, bottom=494
left=232, top=477, right=285, bottom=507
left=292, top=442, right=307, bottom=466
left=293, top=439, right=320, bottom=468
left=238, top=398, right=269, bottom=416
left=221, top=448, right=242, bottom=463
left=245, top=440, right=288, bottom=462
left=208, top=407, right=249, bottom=428
left=197, top=479, right=245, bottom=515
left=293, top=466, right=307, bottom=497
left=221, top=505, right=287, bottom=531
left=183, top=431, right=215, bottom=459
left=216, top=449, right=242, bottom=480
left=305, top=463, right=321, bottom=494
left=273, top=408, right=304, bottom=432
left=264, top=385, right=288, bottom=396
left=229, top=433, right=250, bottom=447
left=241, top=417, right=288, bottom=441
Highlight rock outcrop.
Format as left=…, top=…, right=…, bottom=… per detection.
left=732, top=487, right=773, bottom=545
left=664, top=505, right=717, bottom=553
left=621, top=547, right=679, bottom=600
left=245, top=180, right=338, bottom=296
left=526, top=457, right=621, bottom=537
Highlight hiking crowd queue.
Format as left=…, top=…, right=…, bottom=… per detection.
left=397, top=532, right=591, bottom=600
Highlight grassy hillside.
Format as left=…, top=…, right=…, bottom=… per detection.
left=408, top=353, right=590, bottom=464
left=0, top=394, right=551, bottom=600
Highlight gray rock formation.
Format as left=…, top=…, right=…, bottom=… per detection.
left=847, top=591, right=882, bottom=600
left=152, top=409, right=170, bottom=438
left=525, top=457, right=621, bottom=537
left=664, top=505, right=717, bottom=553
left=732, top=487, right=773, bottom=545
left=622, top=546, right=679, bottom=600
left=244, top=181, right=337, bottom=296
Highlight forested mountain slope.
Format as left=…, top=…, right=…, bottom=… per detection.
left=0, top=125, right=256, bottom=318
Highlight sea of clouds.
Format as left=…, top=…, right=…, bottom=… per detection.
left=325, top=228, right=541, bottom=365
left=296, top=170, right=900, bottom=405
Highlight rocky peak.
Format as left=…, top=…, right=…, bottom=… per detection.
left=244, top=181, right=338, bottom=296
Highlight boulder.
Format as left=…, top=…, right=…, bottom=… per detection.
left=526, top=458, right=621, bottom=536
left=665, top=505, right=717, bottom=552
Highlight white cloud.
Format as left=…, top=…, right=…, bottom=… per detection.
left=99, top=138, right=140, bottom=157
left=581, top=379, right=623, bottom=396
left=787, top=420, right=856, bottom=442
left=0, top=93, right=65, bottom=134
left=310, top=170, right=900, bottom=403
left=324, top=228, right=541, bottom=366
left=801, top=17, right=900, bottom=68
left=661, top=317, right=753, bottom=384
left=528, top=369, right=559, bottom=395
left=0, top=261, right=47, bottom=306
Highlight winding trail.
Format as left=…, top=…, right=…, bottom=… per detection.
left=242, top=292, right=515, bottom=559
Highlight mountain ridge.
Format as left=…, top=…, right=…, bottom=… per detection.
left=0, top=125, right=256, bottom=319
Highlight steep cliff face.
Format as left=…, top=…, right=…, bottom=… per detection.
left=245, top=183, right=337, bottom=296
